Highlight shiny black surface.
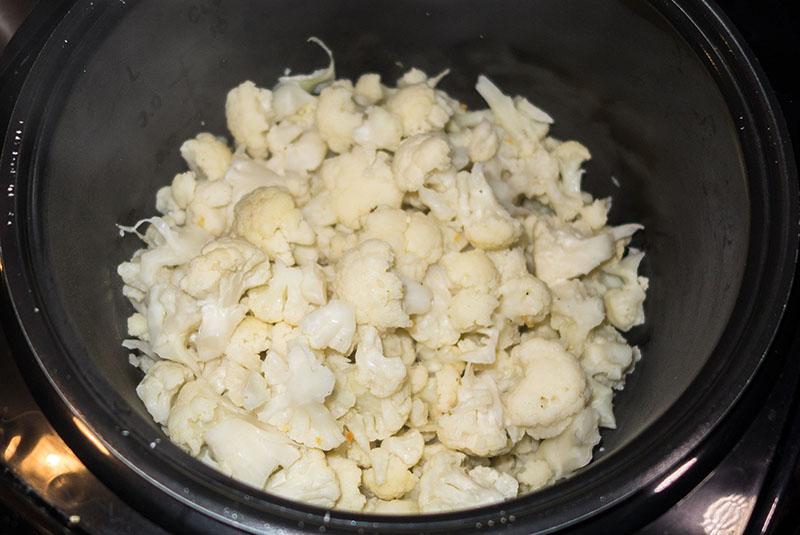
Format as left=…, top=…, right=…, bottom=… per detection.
left=1, top=0, right=798, bottom=533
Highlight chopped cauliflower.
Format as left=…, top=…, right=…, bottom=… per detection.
left=333, top=240, right=410, bottom=330
left=226, top=81, right=273, bottom=159
left=118, top=48, right=647, bottom=514
left=232, top=186, right=315, bottom=265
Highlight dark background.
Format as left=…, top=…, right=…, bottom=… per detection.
left=0, top=0, right=798, bottom=533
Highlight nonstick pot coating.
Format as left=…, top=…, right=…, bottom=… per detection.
left=1, top=0, right=796, bottom=533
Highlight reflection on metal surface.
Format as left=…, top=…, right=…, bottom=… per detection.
left=16, top=433, right=85, bottom=490
left=654, top=457, right=697, bottom=493
left=3, top=433, right=21, bottom=459
left=72, top=416, right=111, bottom=456
left=700, top=494, right=755, bottom=535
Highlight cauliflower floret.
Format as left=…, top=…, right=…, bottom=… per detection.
left=533, top=218, right=615, bottom=286
left=437, top=369, right=508, bottom=456
left=589, top=378, right=616, bottom=429
left=272, top=81, right=317, bottom=121
left=225, top=153, right=311, bottom=208
left=266, top=449, right=341, bottom=508
left=468, top=119, right=499, bottom=163
left=226, top=81, right=273, bottom=159
left=363, top=429, right=424, bottom=500
left=328, top=456, right=367, bottom=511
left=325, top=354, right=357, bottom=419
left=440, top=250, right=500, bottom=332
left=333, top=240, right=410, bottom=330
left=185, top=179, right=232, bottom=236
left=353, top=106, right=402, bottom=151
left=180, top=133, right=233, bottom=182
left=247, top=261, right=326, bottom=326
left=258, top=340, right=343, bottom=450
left=354, top=73, right=384, bottom=105
left=489, top=247, right=551, bottom=326
left=166, top=380, right=223, bottom=455
left=417, top=450, right=516, bottom=512
left=141, top=281, right=202, bottom=368
left=232, top=186, right=315, bottom=265
left=299, top=299, right=356, bottom=354
left=408, top=266, right=460, bottom=349
left=533, top=407, right=601, bottom=480
left=181, top=239, right=270, bottom=362
left=456, top=165, right=522, bottom=250
left=387, top=83, right=453, bottom=136
left=503, top=338, right=588, bottom=431
left=343, top=383, right=412, bottom=443
left=355, top=325, right=407, bottom=398
left=582, top=325, right=636, bottom=387
left=601, top=249, right=648, bottom=331
left=513, top=456, right=554, bottom=492
left=136, top=361, right=193, bottom=425
left=392, top=134, right=451, bottom=192
left=550, top=280, right=605, bottom=354
left=360, top=207, right=443, bottom=281
left=264, top=121, right=327, bottom=176
left=170, top=171, right=197, bottom=209
left=225, top=316, right=271, bottom=370
left=320, top=146, right=403, bottom=229
left=204, top=417, right=300, bottom=489
left=315, top=82, right=363, bottom=153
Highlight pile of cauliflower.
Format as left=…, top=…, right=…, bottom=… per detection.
left=118, top=43, right=648, bottom=514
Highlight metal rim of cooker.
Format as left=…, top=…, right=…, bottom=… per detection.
left=0, top=0, right=797, bottom=533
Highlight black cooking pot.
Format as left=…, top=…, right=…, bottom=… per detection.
left=0, top=0, right=797, bottom=533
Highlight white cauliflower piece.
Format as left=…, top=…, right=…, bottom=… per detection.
left=354, top=73, right=384, bottom=104
left=582, top=325, right=636, bottom=387
left=258, top=340, right=343, bottom=450
left=408, top=266, right=460, bottom=349
left=325, top=354, right=357, bottom=419
left=136, top=361, right=193, bottom=425
left=170, top=171, right=197, bottom=209
left=602, top=249, right=648, bottom=331
left=315, top=82, right=363, bottom=153
left=233, top=186, right=315, bottom=265
left=468, top=119, right=499, bottom=163
left=182, top=239, right=270, bottom=362
left=266, top=449, right=340, bottom=508
left=333, top=239, right=410, bottom=330
left=392, top=134, right=451, bottom=192
left=226, top=81, right=273, bottom=159
left=166, top=380, right=223, bottom=455
left=225, top=316, right=271, bottom=371
left=437, top=369, right=508, bottom=456
left=456, top=165, right=522, bottom=250
left=533, top=218, right=615, bottom=286
left=503, top=338, right=588, bottom=430
left=533, top=408, right=601, bottom=480
left=320, top=146, right=403, bottom=229
left=550, top=280, right=605, bottom=354
left=225, top=153, right=310, bottom=208
left=180, top=133, right=233, bottom=182
left=440, top=250, right=500, bottom=332
left=589, top=378, right=616, bottom=429
left=355, top=325, right=407, bottom=398
left=344, top=383, right=411, bottom=442
left=299, top=299, right=356, bottom=354
left=186, top=179, right=233, bottom=236
left=489, top=248, right=551, bottom=326
left=247, top=261, right=327, bottom=326
left=141, top=281, right=201, bottom=368
left=353, top=106, right=402, bottom=151
left=328, top=456, right=367, bottom=511
left=417, top=450, right=516, bottom=512
left=264, top=121, right=327, bottom=176
left=387, top=82, right=454, bottom=136
left=360, top=207, right=443, bottom=281
left=363, top=430, right=424, bottom=500
left=204, top=417, right=300, bottom=489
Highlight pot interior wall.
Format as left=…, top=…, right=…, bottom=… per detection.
left=34, top=0, right=748, bottom=472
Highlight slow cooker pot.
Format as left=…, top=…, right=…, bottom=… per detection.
left=1, top=0, right=797, bottom=533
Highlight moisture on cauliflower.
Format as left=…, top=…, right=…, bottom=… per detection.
left=118, top=46, right=647, bottom=514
